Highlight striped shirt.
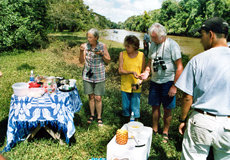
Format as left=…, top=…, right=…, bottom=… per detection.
left=82, top=42, right=105, bottom=83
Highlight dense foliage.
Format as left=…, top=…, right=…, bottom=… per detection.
left=0, top=0, right=49, bottom=51
left=47, top=0, right=117, bottom=32
left=121, top=0, right=230, bottom=37
left=0, top=0, right=116, bottom=52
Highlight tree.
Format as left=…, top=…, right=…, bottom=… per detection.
left=0, top=0, right=49, bottom=51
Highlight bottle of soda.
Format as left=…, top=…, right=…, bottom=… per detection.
left=30, top=70, right=34, bottom=82
left=130, top=111, right=135, bottom=122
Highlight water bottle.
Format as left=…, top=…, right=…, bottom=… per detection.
left=30, top=70, right=34, bottom=82
left=47, top=82, right=52, bottom=94
left=130, top=111, right=135, bottom=122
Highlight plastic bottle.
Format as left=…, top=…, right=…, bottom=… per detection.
left=130, top=111, right=135, bottom=122
left=47, top=82, right=52, bottom=94
left=30, top=70, right=34, bottom=82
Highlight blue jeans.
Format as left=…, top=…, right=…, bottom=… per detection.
left=121, top=91, right=141, bottom=118
left=148, top=81, right=176, bottom=109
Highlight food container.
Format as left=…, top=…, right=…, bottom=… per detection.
left=29, top=82, right=41, bottom=88
left=12, top=82, right=29, bottom=96
left=127, top=121, right=144, bottom=134
left=60, top=79, right=69, bottom=85
left=116, top=129, right=128, bottom=145
left=28, top=88, right=45, bottom=98
left=69, top=79, right=76, bottom=87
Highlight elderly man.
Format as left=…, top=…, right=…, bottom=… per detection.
left=175, top=17, right=230, bottom=159
left=139, top=23, right=183, bottom=142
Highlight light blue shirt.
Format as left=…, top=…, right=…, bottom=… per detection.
left=176, top=47, right=230, bottom=116
left=144, top=33, right=150, bottom=43
left=149, top=38, right=181, bottom=84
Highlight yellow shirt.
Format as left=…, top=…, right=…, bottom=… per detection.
left=121, top=51, right=144, bottom=93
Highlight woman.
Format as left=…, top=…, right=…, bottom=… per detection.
left=118, top=35, right=145, bottom=122
left=79, top=28, right=111, bottom=126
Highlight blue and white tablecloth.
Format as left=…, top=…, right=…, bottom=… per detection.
left=1, top=87, right=82, bottom=153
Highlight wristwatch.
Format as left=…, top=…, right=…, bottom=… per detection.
left=179, top=118, right=186, bottom=122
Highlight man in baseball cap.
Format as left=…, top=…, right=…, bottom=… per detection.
left=194, top=17, right=229, bottom=35
left=175, top=17, right=230, bottom=159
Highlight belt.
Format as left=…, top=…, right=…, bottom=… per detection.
left=194, top=109, right=230, bottom=118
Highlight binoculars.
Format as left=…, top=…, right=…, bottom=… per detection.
left=153, top=57, right=167, bottom=72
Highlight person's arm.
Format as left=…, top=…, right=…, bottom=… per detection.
left=0, top=67, right=2, bottom=77
left=179, top=93, right=193, bottom=135
left=139, top=58, right=151, bottom=80
left=79, top=43, right=86, bottom=64
left=143, top=40, right=147, bottom=47
left=0, top=153, right=7, bottom=160
left=138, top=53, right=146, bottom=84
left=99, top=44, right=111, bottom=63
left=168, top=58, right=183, bottom=97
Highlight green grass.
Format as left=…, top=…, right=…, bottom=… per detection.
left=0, top=31, right=210, bottom=160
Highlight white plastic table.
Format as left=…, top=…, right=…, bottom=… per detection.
left=106, top=124, right=152, bottom=160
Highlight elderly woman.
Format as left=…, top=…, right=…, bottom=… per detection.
left=118, top=35, right=145, bottom=122
left=79, top=28, right=111, bottom=126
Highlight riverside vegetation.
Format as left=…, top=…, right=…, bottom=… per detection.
left=0, top=31, right=214, bottom=160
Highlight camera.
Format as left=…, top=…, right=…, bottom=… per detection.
left=86, top=69, right=94, bottom=78
left=153, top=56, right=167, bottom=72
left=132, top=83, right=141, bottom=90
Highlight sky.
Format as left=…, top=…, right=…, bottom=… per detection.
left=83, top=0, right=163, bottom=23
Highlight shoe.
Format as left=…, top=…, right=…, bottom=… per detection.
left=87, top=115, right=94, bottom=124
left=153, top=130, right=158, bottom=135
left=97, top=118, right=103, bottom=127
left=162, top=133, right=169, bottom=143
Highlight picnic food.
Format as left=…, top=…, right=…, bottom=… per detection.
left=131, top=126, right=140, bottom=128
left=116, top=129, right=128, bottom=145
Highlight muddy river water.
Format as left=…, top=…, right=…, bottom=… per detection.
left=103, top=29, right=204, bottom=57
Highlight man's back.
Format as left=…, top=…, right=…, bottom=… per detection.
left=177, top=46, right=230, bottom=115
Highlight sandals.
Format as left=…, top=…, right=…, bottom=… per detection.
left=153, top=130, right=158, bottom=135
left=87, top=115, right=94, bottom=124
left=162, top=133, right=169, bottom=143
left=97, top=118, right=103, bottom=127
left=87, top=116, right=103, bottom=126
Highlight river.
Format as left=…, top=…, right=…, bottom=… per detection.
left=103, top=29, right=204, bottom=57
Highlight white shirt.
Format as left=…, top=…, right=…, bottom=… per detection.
left=175, top=47, right=230, bottom=116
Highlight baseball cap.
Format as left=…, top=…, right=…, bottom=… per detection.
left=193, top=17, right=229, bottom=34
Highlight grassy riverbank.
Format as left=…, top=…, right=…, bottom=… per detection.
left=1, top=31, right=191, bottom=160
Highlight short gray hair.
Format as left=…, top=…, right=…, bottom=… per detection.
left=148, top=23, right=167, bottom=40
left=87, top=28, right=100, bottom=39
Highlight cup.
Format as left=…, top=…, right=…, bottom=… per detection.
left=69, top=79, right=76, bottom=87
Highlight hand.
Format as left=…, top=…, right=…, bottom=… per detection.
left=179, top=122, right=186, bottom=135
left=94, top=50, right=103, bottom=56
left=133, top=72, right=139, bottom=79
left=80, top=44, right=85, bottom=51
left=132, top=84, right=137, bottom=90
left=139, top=72, right=149, bottom=80
left=168, top=85, right=177, bottom=97
left=0, top=71, right=2, bottom=77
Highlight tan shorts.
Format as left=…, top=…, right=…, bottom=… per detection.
left=83, top=80, right=105, bottom=96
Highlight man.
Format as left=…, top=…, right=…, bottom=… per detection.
left=175, top=17, right=230, bottom=159
left=143, top=29, right=151, bottom=56
left=139, top=23, right=183, bottom=142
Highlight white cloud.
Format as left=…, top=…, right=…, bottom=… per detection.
left=83, top=0, right=162, bottom=23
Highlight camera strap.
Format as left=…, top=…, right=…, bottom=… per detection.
left=155, top=38, right=166, bottom=60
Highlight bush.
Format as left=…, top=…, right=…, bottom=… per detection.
left=0, top=0, right=49, bottom=51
